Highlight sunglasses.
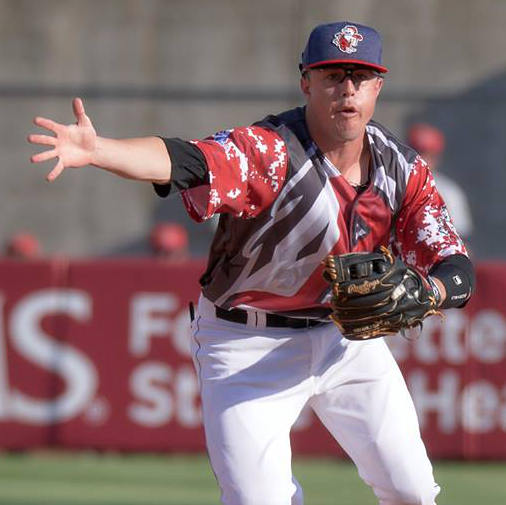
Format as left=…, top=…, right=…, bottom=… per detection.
left=303, top=65, right=383, bottom=86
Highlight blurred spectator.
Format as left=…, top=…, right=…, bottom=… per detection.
left=149, top=222, right=189, bottom=261
left=5, top=232, right=42, bottom=259
left=407, top=123, right=474, bottom=242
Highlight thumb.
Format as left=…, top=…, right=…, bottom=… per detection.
left=72, top=97, right=92, bottom=127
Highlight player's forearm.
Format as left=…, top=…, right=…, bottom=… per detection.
left=429, top=254, right=475, bottom=309
left=91, top=136, right=171, bottom=183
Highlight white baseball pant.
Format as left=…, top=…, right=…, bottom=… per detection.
left=191, top=295, right=440, bottom=505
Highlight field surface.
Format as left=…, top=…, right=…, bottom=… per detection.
left=0, top=452, right=505, bottom=505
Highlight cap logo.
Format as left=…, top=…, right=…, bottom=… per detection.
left=333, top=25, right=364, bottom=54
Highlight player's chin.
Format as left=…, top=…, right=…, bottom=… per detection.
left=331, top=114, right=363, bottom=136
left=334, top=124, right=363, bottom=142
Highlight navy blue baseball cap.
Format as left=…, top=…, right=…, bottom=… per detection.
left=300, top=22, right=388, bottom=73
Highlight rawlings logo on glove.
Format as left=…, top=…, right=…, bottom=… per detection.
left=322, top=247, right=442, bottom=340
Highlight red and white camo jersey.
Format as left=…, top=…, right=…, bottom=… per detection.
left=183, top=127, right=466, bottom=268
left=182, top=127, right=287, bottom=221
left=393, top=155, right=468, bottom=274
left=181, top=117, right=468, bottom=312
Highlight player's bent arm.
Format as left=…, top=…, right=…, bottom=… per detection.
left=92, top=136, right=171, bottom=184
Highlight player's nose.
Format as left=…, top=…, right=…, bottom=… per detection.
left=339, top=77, right=356, bottom=97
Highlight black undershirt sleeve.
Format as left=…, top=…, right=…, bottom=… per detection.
left=152, top=138, right=209, bottom=197
left=429, top=254, right=476, bottom=309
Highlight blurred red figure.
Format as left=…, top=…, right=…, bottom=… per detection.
left=407, top=123, right=445, bottom=161
left=5, top=232, right=42, bottom=259
left=149, top=222, right=189, bottom=261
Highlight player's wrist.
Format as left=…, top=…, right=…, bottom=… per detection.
left=89, top=136, right=106, bottom=167
left=427, top=275, right=445, bottom=307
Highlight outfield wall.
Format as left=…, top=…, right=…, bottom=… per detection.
left=0, top=259, right=505, bottom=459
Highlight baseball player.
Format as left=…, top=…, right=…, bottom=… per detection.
left=29, top=21, right=475, bottom=505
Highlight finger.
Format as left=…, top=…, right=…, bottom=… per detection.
left=33, top=116, right=60, bottom=133
left=31, top=148, right=58, bottom=164
left=27, top=134, right=57, bottom=146
left=72, top=97, right=92, bottom=127
left=72, top=97, right=85, bottom=117
left=46, top=160, right=65, bottom=182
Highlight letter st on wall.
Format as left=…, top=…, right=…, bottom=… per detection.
left=0, top=259, right=505, bottom=458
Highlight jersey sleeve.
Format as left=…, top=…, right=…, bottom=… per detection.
left=393, top=156, right=469, bottom=275
left=180, top=126, right=288, bottom=222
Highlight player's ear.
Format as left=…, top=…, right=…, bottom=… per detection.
left=374, top=76, right=384, bottom=95
left=300, top=72, right=310, bottom=98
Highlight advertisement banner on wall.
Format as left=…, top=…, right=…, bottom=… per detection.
left=0, top=259, right=504, bottom=458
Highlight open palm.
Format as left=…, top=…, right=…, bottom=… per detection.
left=28, top=97, right=97, bottom=182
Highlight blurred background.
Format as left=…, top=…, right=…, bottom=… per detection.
left=5, top=0, right=506, bottom=259
left=2, top=1, right=506, bottom=504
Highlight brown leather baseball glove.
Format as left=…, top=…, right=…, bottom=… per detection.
left=322, top=247, right=441, bottom=340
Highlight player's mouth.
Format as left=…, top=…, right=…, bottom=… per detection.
left=334, top=106, right=359, bottom=118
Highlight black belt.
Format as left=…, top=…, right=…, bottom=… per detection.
left=215, top=306, right=322, bottom=329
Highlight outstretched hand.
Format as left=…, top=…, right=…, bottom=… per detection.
left=28, top=97, right=97, bottom=182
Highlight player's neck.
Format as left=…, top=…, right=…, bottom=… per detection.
left=322, top=139, right=364, bottom=171
left=316, top=135, right=370, bottom=185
